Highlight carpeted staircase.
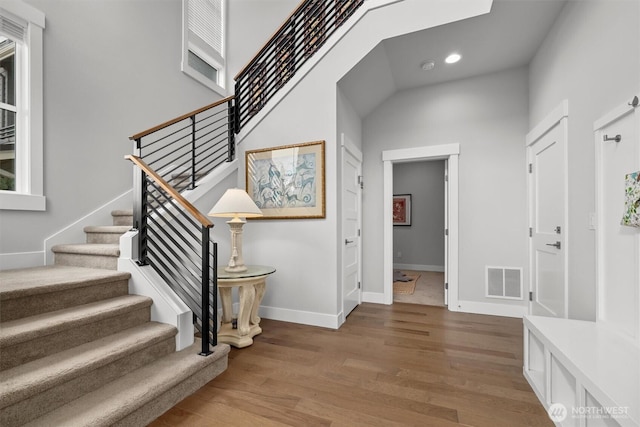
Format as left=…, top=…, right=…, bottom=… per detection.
left=0, top=210, right=229, bottom=426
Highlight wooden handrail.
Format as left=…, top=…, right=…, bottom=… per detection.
left=234, top=0, right=308, bottom=80
left=125, top=155, right=214, bottom=228
left=129, top=95, right=235, bottom=141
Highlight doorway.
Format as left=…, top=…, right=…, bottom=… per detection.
left=392, top=160, right=446, bottom=306
left=382, top=143, right=459, bottom=310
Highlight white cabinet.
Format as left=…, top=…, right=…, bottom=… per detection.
left=524, top=315, right=639, bottom=427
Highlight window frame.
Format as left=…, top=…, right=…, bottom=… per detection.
left=0, top=1, right=45, bottom=211
left=181, top=0, right=227, bottom=96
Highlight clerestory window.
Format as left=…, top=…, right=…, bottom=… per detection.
left=182, top=0, right=226, bottom=96
left=0, top=2, right=45, bottom=211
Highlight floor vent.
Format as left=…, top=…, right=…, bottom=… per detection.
left=486, top=266, right=522, bottom=300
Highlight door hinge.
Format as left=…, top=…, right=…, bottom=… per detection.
left=445, top=228, right=449, bottom=236
left=358, top=229, right=361, bottom=237
left=529, top=291, right=533, bottom=301
left=445, top=174, right=449, bottom=182
left=358, top=281, right=361, bottom=289
left=529, top=163, right=533, bottom=173
left=358, top=175, right=364, bottom=189
left=445, top=282, right=449, bottom=290
left=529, top=227, right=533, bottom=237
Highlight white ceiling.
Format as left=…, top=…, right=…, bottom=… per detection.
left=338, top=0, right=567, bottom=118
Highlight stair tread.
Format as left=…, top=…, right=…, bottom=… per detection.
left=0, top=295, right=152, bottom=347
left=83, top=225, right=131, bottom=233
left=24, top=341, right=230, bottom=427
left=0, top=322, right=177, bottom=407
left=0, top=266, right=130, bottom=301
left=51, top=243, right=120, bottom=256
left=111, top=210, right=133, bottom=216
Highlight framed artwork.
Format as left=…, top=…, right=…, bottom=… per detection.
left=246, top=140, right=325, bottom=219
left=621, top=171, right=640, bottom=228
left=393, top=194, right=411, bottom=226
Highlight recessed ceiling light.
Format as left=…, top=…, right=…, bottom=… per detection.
left=445, top=53, right=461, bottom=64
left=420, top=60, right=435, bottom=71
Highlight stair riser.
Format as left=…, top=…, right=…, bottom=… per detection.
left=1, top=279, right=129, bottom=322
left=112, top=215, right=133, bottom=227
left=113, top=355, right=229, bottom=427
left=1, top=337, right=175, bottom=426
left=54, top=253, right=118, bottom=270
left=86, top=232, right=124, bottom=244
left=1, top=307, right=150, bottom=371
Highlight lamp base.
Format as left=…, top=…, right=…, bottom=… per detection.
left=224, top=264, right=248, bottom=273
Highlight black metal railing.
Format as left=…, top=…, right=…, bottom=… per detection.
left=127, top=155, right=217, bottom=356
left=130, top=96, right=236, bottom=193
left=234, top=0, right=364, bottom=130
left=123, top=0, right=366, bottom=355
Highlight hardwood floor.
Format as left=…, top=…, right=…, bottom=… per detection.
left=149, top=303, right=552, bottom=427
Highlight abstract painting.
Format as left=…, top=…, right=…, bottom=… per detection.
left=246, top=140, right=325, bottom=219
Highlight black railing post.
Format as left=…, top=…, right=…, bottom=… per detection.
left=227, top=99, right=235, bottom=162
left=234, top=80, right=242, bottom=133
left=137, top=172, right=149, bottom=266
left=190, top=115, right=197, bottom=190
left=199, top=226, right=213, bottom=356
left=132, top=137, right=143, bottom=235
left=212, top=241, right=218, bottom=347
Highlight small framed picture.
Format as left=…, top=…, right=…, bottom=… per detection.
left=393, top=194, right=411, bottom=226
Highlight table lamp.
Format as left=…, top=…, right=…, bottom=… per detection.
left=208, top=188, right=263, bottom=273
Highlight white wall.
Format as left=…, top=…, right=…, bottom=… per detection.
left=229, top=0, right=492, bottom=326
left=337, top=87, right=363, bottom=152
left=363, top=67, right=529, bottom=309
left=393, top=161, right=445, bottom=269
left=0, top=0, right=223, bottom=266
left=529, top=0, right=640, bottom=320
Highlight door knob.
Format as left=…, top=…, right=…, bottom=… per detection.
left=546, top=241, right=561, bottom=249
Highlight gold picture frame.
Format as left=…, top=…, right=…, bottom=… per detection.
left=245, top=140, right=325, bottom=219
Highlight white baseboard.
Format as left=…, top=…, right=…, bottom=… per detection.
left=393, top=263, right=444, bottom=272
left=259, top=305, right=340, bottom=329
left=362, top=291, right=387, bottom=304
left=0, top=251, right=45, bottom=269
left=44, top=189, right=133, bottom=265
left=455, top=300, right=527, bottom=318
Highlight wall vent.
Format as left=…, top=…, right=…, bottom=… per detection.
left=486, top=266, right=523, bottom=300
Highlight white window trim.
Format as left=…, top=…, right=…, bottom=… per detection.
left=181, top=0, right=227, bottom=96
left=0, top=1, right=45, bottom=211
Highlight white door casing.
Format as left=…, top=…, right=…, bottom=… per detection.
left=527, top=100, right=569, bottom=318
left=444, top=161, right=449, bottom=306
left=594, top=96, right=640, bottom=342
left=341, top=134, right=362, bottom=322
left=382, top=143, right=459, bottom=308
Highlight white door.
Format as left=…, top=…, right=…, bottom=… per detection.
left=341, top=135, right=362, bottom=320
left=527, top=103, right=568, bottom=318
left=595, top=99, right=639, bottom=340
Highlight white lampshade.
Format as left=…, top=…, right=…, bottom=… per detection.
left=208, top=188, right=262, bottom=219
